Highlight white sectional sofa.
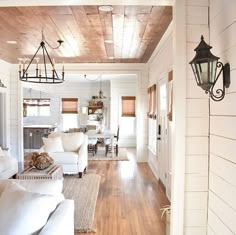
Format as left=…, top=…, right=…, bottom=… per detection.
left=0, top=179, right=74, bottom=235
left=39, top=132, right=88, bottom=177
left=0, top=147, right=18, bottom=179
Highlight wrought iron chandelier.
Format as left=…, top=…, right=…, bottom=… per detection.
left=19, top=32, right=65, bottom=84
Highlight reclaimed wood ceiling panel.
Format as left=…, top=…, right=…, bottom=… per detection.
left=0, top=6, right=172, bottom=64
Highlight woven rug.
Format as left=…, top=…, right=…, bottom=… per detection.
left=63, top=174, right=101, bottom=233
left=88, top=147, right=129, bottom=160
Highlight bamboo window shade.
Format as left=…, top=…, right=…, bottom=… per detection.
left=147, top=84, right=157, bottom=119
left=122, top=96, right=136, bottom=117
left=61, top=98, right=78, bottom=114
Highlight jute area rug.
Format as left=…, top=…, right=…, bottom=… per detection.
left=89, top=147, right=129, bottom=161
left=63, top=174, right=101, bottom=233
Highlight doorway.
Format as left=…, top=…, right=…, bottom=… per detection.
left=157, top=78, right=171, bottom=199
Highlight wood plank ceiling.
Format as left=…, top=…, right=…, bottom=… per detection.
left=0, top=5, right=172, bottom=64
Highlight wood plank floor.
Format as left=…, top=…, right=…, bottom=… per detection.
left=76, top=148, right=169, bottom=235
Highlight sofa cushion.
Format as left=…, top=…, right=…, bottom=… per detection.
left=49, top=132, right=84, bottom=152
left=0, top=179, right=63, bottom=196
left=49, top=152, right=79, bottom=164
left=0, top=181, right=63, bottom=235
left=43, top=136, right=64, bottom=152
left=0, top=156, right=17, bottom=173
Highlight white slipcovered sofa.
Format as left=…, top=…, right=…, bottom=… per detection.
left=0, top=179, right=74, bottom=235
left=0, top=147, right=18, bottom=179
left=39, top=132, right=88, bottom=178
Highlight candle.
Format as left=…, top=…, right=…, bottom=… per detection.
left=19, top=62, right=21, bottom=71
left=62, top=61, right=64, bottom=73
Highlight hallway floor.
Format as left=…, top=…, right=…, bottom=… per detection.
left=77, top=148, right=169, bottom=235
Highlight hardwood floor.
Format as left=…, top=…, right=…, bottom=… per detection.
left=76, top=148, right=169, bottom=235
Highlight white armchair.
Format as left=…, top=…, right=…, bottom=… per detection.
left=39, top=132, right=88, bottom=178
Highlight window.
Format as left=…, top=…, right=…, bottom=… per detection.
left=147, top=84, right=157, bottom=119
left=23, top=99, right=50, bottom=116
left=61, top=98, right=78, bottom=114
left=121, top=96, right=136, bottom=117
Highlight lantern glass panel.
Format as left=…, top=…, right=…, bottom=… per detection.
left=197, top=61, right=208, bottom=84
left=209, top=60, right=218, bottom=84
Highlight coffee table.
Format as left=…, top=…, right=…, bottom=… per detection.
left=16, top=164, right=63, bottom=180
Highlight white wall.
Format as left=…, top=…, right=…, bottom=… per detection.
left=183, top=1, right=209, bottom=234
left=208, top=1, right=236, bottom=234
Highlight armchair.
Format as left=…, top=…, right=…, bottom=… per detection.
left=39, top=132, right=88, bottom=178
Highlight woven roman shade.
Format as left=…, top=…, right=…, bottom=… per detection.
left=121, top=96, right=136, bottom=117
left=61, top=98, right=78, bottom=114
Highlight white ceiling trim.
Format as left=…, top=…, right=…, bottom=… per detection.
left=0, top=0, right=175, bottom=7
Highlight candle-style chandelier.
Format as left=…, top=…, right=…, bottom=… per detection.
left=19, top=31, right=65, bottom=84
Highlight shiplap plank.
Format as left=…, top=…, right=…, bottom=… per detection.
left=210, top=1, right=236, bottom=41
left=186, top=99, right=209, bottom=118
left=209, top=191, right=236, bottom=234
left=208, top=209, right=234, bottom=235
left=186, top=117, right=208, bottom=136
left=185, top=192, right=208, bottom=210
left=210, top=154, right=236, bottom=188
left=186, top=0, right=209, bottom=6
left=210, top=116, right=236, bottom=140
left=186, top=137, right=208, bottom=155
left=185, top=227, right=207, bottom=235
left=186, top=6, right=208, bottom=25
left=207, top=226, right=215, bottom=235
left=185, top=156, right=208, bottom=175
left=209, top=172, right=236, bottom=211
left=185, top=174, right=208, bottom=192
left=184, top=209, right=207, bottom=226
left=211, top=92, right=236, bottom=116
left=187, top=24, right=209, bottom=43
left=186, top=79, right=207, bottom=99
left=210, top=135, right=236, bottom=164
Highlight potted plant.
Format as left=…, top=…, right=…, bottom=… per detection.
left=160, top=205, right=171, bottom=235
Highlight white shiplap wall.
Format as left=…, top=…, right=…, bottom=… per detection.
left=0, top=59, right=11, bottom=152
left=208, top=0, right=236, bottom=234
left=147, top=23, right=173, bottom=182
left=184, top=1, right=209, bottom=234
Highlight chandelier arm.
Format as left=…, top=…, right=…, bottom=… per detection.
left=209, top=62, right=225, bottom=102
left=44, top=38, right=63, bottom=49
left=43, top=45, right=60, bottom=80
left=23, top=44, right=42, bottom=77
left=42, top=45, right=47, bottom=81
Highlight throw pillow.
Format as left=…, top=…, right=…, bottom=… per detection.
left=42, top=136, right=64, bottom=152
left=0, top=181, right=63, bottom=235
left=49, top=132, right=84, bottom=152
left=0, top=147, right=5, bottom=157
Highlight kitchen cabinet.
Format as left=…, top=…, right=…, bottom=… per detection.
left=24, top=126, right=56, bottom=150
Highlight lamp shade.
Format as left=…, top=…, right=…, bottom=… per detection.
left=189, top=36, right=219, bottom=91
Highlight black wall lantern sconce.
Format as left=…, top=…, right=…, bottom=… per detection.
left=189, top=35, right=230, bottom=101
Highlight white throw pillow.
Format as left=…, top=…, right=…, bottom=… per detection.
left=0, top=181, right=63, bottom=235
left=49, top=132, right=84, bottom=152
left=42, top=136, right=64, bottom=152
left=0, top=147, right=5, bottom=157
